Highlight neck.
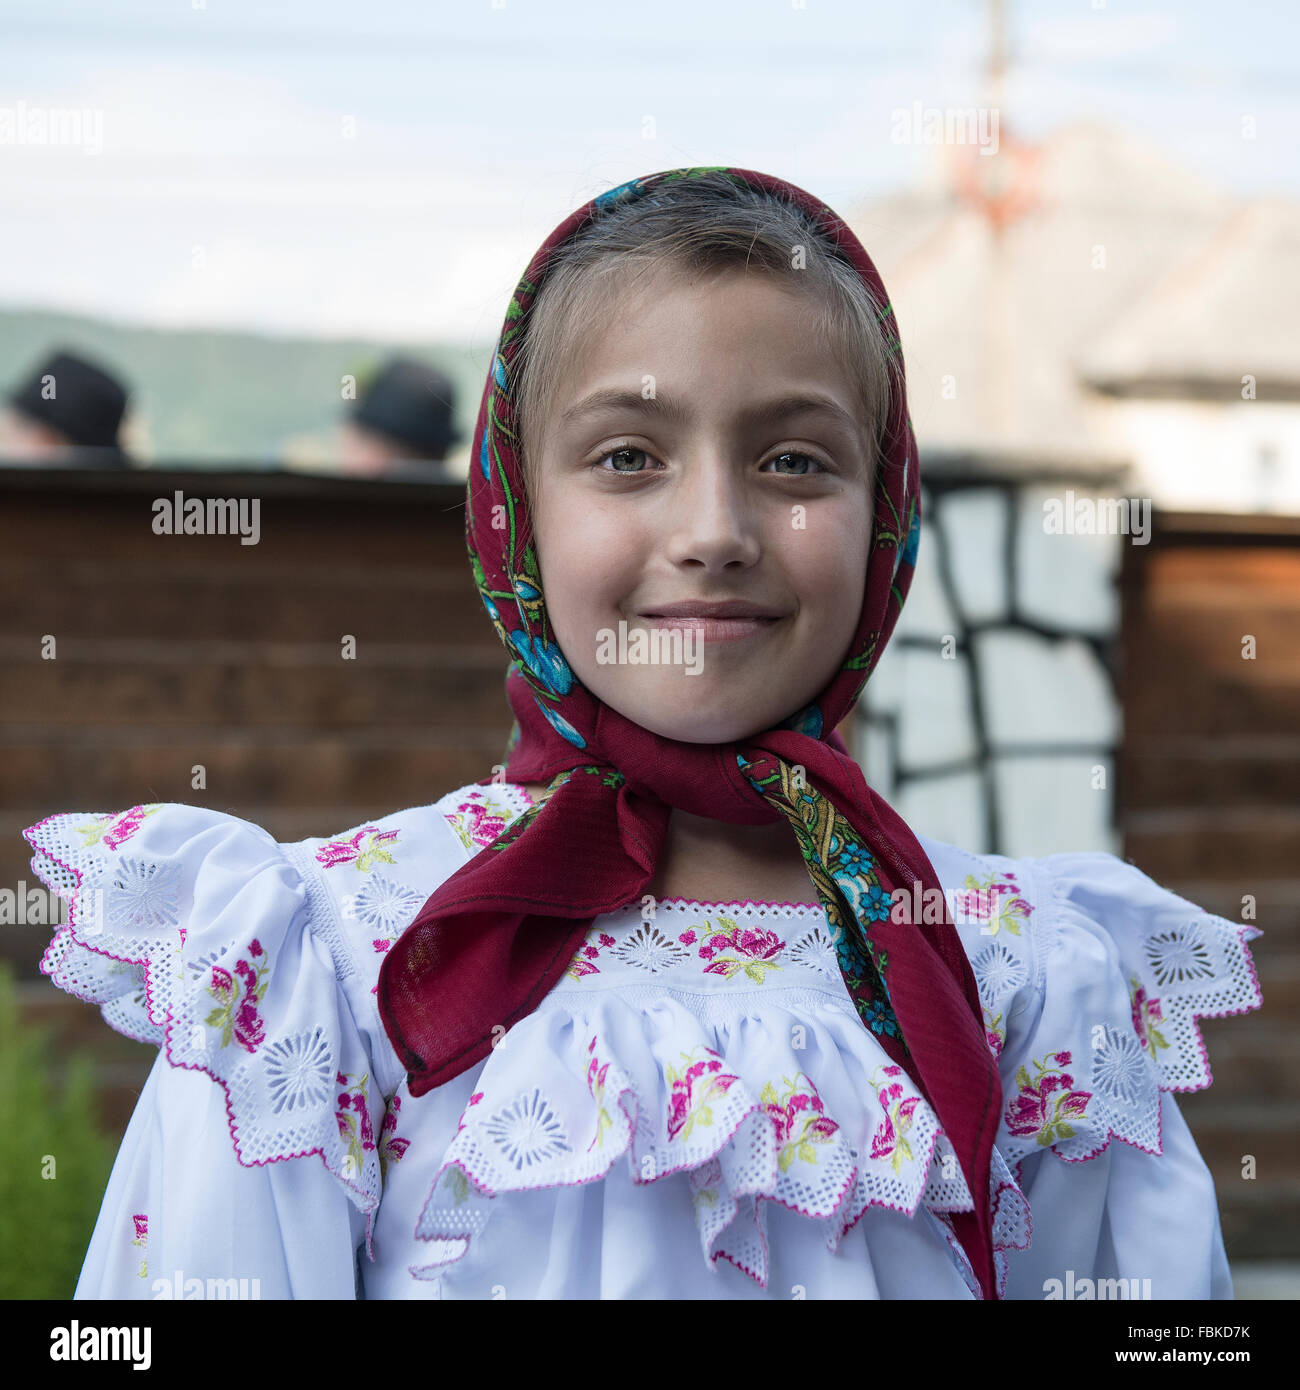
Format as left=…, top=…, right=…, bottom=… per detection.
left=662, top=804, right=796, bottom=860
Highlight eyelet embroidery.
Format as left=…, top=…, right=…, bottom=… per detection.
left=971, top=939, right=1027, bottom=1004
left=263, top=1027, right=334, bottom=1113
left=1143, top=925, right=1216, bottom=988
left=106, top=857, right=183, bottom=933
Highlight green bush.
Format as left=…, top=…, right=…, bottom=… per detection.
left=0, top=962, right=120, bottom=1299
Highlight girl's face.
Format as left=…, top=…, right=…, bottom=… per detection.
left=529, top=265, right=874, bottom=744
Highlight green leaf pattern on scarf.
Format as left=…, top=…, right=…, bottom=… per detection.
left=734, top=752, right=909, bottom=1058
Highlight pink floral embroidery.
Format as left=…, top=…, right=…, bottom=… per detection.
left=315, top=827, right=400, bottom=872
left=447, top=796, right=511, bottom=851
left=336, top=1070, right=376, bottom=1178
left=954, top=870, right=1033, bottom=936
left=695, top=917, right=785, bottom=983
left=586, top=1035, right=615, bottom=1151
left=378, top=1094, right=410, bottom=1183
left=455, top=1091, right=484, bottom=1135
left=204, top=938, right=269, bottom=1053
left=665, top=1046, right=740, bottom=1143
left=1129, top=976, right=1169, bottom=1056
left=74, top=804, right=162, bottom=852
left=983, top=1005, right=1005, bottom=1059
left=761, top=1073, right=840, bottom=1171
left=368, top=938, right=395, bottom=997
left=564, top=929, right=616, bottom=980
left=868, top=1064, right=921, bottom=1172
left=1005, top=1050, right=1093, bottom=1146
left=130, top=1211, right=148, bottom=1280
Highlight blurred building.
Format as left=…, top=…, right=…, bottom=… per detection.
left=848, top=120, right=1300, bottom=514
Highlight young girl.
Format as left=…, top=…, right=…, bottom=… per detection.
left=25, top=167, right=1262, bottom=1301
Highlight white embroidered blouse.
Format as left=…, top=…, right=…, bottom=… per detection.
left=24, top=783, right=1262, bottom=1300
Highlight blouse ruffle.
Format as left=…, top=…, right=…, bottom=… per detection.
left=24, top=802, right=391, bottom=1257
left=404, top=936, right=1030, bottom=1296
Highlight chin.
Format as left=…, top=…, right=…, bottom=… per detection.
left=615, top=698, right=777, bottom=746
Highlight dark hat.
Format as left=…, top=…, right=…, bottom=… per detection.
left=349, top=356, right=461, bottom=458
left=7, top=349, right=132, bottom=465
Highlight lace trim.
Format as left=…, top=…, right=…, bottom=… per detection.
left=24, top=808, right=387, bottom=1260
left=638, top=898, right=822, bottom=914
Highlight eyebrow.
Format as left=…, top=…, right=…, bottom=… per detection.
left=557, top=387, right=865, bottom=439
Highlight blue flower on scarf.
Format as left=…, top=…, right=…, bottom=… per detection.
left=594, top=177, right=645, bottom=210
left=863, top=996, right=900, bottom=1039
left=479, top=430, right=492, bottom=481
left=534, top=695, right=586, bottom=748
left=838, top=841, right=876, bottom=879
left=782, top=703, right=823, bottom=737
left=861, top=883, right=893, bottom=924
left=492, top=352, right=508, bottom=390
left=835, top=929, right=870, bottom=981
left=509, top=629, right=574, bottom=696
left=482, top=593, right=499, bottom=622
left=902, top=504, right=920, bottom=567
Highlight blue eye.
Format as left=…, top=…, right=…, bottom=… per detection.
left=763, top=451, right=825, bottom=476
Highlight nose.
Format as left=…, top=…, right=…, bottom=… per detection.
left=660, top=450, right=763, bottom=572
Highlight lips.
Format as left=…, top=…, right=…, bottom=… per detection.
left=638, top=612, right=781, bottom=644
left=638, top=601, right=785, bottom=620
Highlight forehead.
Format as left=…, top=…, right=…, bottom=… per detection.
left=545, top=264, right=856, bottom=415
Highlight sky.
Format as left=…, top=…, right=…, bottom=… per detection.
left=1, top=0, right=1296, bottom=345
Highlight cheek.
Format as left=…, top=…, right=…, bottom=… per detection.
left=538, top=504, right=639, bottom=638
left=788, top=506, right=870, bottom=602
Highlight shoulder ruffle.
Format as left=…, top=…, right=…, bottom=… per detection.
left=23, top=802, right=391, bottom=1255
left=402, top=957, right=1029, bottom=1298
left=282, top=784, right=531, bottom=1097
left=994, top=850, right=1262, bottom=1168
